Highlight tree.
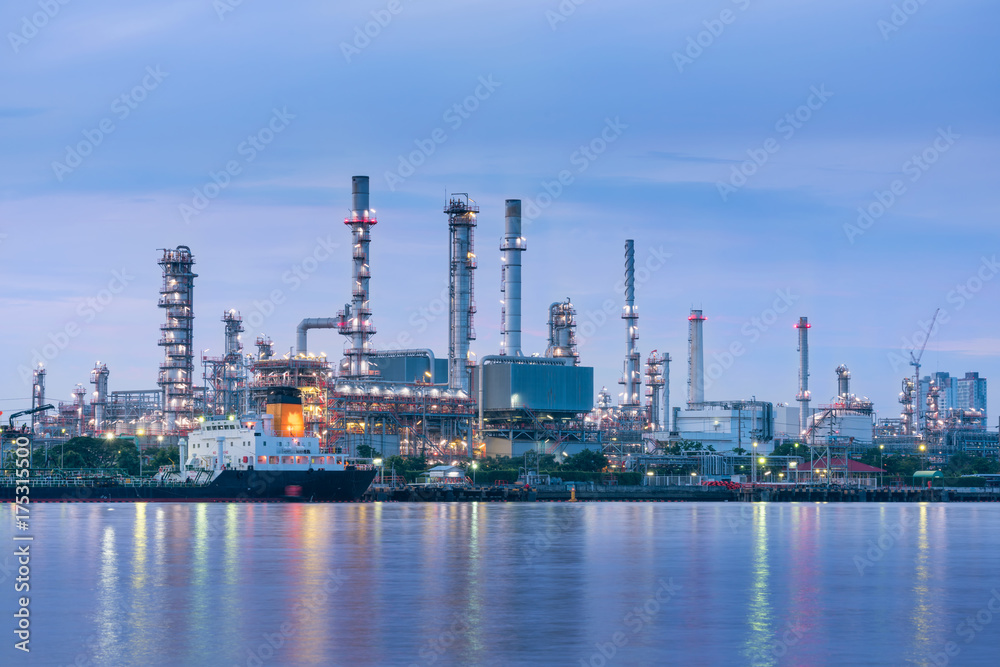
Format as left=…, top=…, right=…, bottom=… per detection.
left=148, top=446, right=180, bottom=469
left=561, top=450, right=608, bottom=472
left=114, top=441, right=140, bottom=476
left=356, top=444, right=379, bottom=459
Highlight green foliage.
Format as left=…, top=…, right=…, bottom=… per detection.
left=356, top=444, right=379, bottom=459
left=560, top=450, right=608, bottom=472
left=113, top=441, right=140, bottom=475
left=148, top=446, right=179, bottom=469
left=664, top=440, right=704, bottom=455
left=770, top=441, right=805, bottom=457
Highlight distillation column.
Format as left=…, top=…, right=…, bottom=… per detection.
left=836, top=364, right=851, bottom=400
left=645, top=351, right=666, bottom=430
left=795, top=316, right=811, bottom=436
left=32, top=366, right=46, bottom=434
left=338, top=176, right=378, bottom=379
left=500, top=199, right=525, bottom=357
left=158, top=245, right=197, bottom=433
left=446, top=194, right=478, bottom=392
left=72, top=383, right=86, bottom=436
left=91, top=362, right=109, bottom=433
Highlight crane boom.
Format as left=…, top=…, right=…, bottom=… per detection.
left=909, top=308, right=941, bottom=436
left=8, top=404, right=54, bottom=429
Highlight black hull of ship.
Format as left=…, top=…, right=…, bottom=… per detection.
left=0, top=468, right=377, bottom=502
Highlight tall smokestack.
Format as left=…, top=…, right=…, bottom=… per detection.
left=500, top=199, right=524, bottom=356
left=687, top=309, right=705, bottom=407
left=338, top=176, right=378, bottom=379
left=795, top=316, right=811, bottom=436
left=620, top=240, right=641, bottom=410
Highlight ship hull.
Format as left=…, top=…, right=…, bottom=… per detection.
left=0, top=468, right=377, bottom=503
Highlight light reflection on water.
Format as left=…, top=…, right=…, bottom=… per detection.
left=6, top=502, right=999, bottom=666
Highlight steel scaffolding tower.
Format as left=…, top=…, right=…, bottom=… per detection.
left=158, top=245, right=197, bottom=433
left=202, top=310, right=247, bottom=417
left=645, top=351, right=666, bottom=430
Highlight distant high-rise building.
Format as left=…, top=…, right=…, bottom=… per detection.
left=921, top=371, right=987, bottom=426
left=956, top=372, right=987, bottom=418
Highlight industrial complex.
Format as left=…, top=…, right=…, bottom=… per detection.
left=15, top=177, right=996, bottom=478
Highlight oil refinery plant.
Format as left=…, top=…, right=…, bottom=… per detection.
left=18, top=177, right=996, bottom=472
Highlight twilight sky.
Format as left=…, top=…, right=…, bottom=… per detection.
left=1, top=0, right=998, bottom=426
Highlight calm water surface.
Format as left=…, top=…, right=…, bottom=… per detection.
left=2, top=502, right=998, bottom=666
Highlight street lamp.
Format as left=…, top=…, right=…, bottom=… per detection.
left=879, top=444, right=885, bottom=487
left=374, top=458, right=383, bottom=484
left=471, top=461, right=478, bottom=486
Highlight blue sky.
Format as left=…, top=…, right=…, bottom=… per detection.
left=2, top=0, right=998, bottom=426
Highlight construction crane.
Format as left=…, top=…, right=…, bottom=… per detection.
left=909, top=308, right=940, bottom=438
left=6, top=404, right=54, bottom=431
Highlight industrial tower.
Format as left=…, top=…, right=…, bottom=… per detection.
left=545, top=299, right=580, bottom=365
left=337, top=176, right=378, bottom=379
left=158, top=245, right=197, bottom=433
left=795, top=316, right=811, bottom=436
left=31, top=366, right=46, bottom=434
left=499, top=199, right=525, bottom=357
left=90, top=362, right=109, bottom=433
left=446, top=194, right=478, bottom=393
left=645, top=351, right=667, bottom=431
left=619, top=240, right=642, bottom=434
left=687, top=309, right=706, bottom=407
left=203, top=310, right=247, bottom=416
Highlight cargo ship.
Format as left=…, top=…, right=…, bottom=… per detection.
left=1, top=388, right=376, bottom=502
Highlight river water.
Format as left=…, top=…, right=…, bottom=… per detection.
left=2, top=502, right=998, bottom=666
